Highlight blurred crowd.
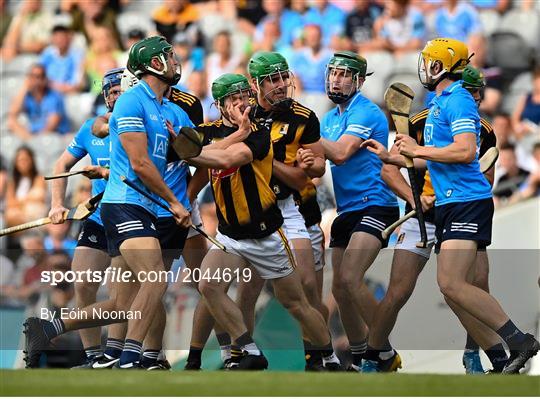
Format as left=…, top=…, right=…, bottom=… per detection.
left=1, top=0, right=540, bottom=309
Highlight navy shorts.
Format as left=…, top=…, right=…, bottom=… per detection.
left=77, top=219, right=108, bottom=252
left=156, top=217, right=189, bottom=256
left=101, top=203, right=158, bottom=257
left=434, top=198, right=493, bottom=253
left=330, top=206, right=400, bottom=248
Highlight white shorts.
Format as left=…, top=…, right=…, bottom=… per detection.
left=308, top=224, right=325, bottom=272
left=187, top=200, right=203, bottom=239
left=211, top=229, right=295, bottom=280
left=394, top=218, right=436, bottom=259
left=278, top=196, right=309, bottom=240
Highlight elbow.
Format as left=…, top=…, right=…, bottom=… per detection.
left=332, top=154, right=347, bottom=166
left=462, top=150, right=476, bottom=164
left=131, top=158, right=150, bottom=175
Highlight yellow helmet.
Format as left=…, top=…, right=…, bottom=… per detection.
left=418, top=38, right=470, bottom=91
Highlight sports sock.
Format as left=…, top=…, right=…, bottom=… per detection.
left=216, top=333, right=231, bottom=362
left=303, top=340, right=319, bottom=364
left=230, top=344, right=243, bottom=363
left=496, top=319, right=527, bottom=350
left=84, top=345, right=102, bottom=360
left=42, top=319, right=65, bottom=339
left=485, top=343, right=508, bottom=372
left=141, top=349, right=160, bottom=368
left=379, top=349, right=395, bottom=361
left=104, top=338, right=124, bottom=359
left=119, top=339, right=142, bottom=366
left=236, top=332, right=261, bottom=356
left=350, top=341, right=367, bottom=365
left=320, top=342, right=340, bottom=366
left=465, top=334, right=480, bottom=351
left=186, top=346, right=203, bottom=365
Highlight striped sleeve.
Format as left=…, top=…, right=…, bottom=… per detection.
left=447, top=93, right=479, bottom=137
left=112, top=94, right=146, bottom=134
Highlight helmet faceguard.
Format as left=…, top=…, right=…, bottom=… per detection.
left=120, top=69, right=140, bottom=93
left=325, top=51, right=369, bottom=104
left=212, top=73, right=254, bottom=125
left=102, top=67, right=124, bottom=111
left=256, top=69, right=295, bottom=111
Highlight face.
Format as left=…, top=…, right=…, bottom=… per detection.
left=188, top=71, right=207, bottom=97
left=52, top=30, right=71, bottom=52
left=27, top=66, right=47, bottom=91
left=418, top=54, right=443, bottom=91
left=91, top=27, right=115, bottom=52
left=151, top=49, right=181, bottom=85
left=259, top=70, right=295, bottom=106
left=533, top=74, right=540, bottom=93
left=214, top=33, right=231, bottom=55
left=263, top=0, right=285, bottom=14
left=105, top=84, right=121, bottom=110
left=222, top=90, right=252, bottom=117
left=304, top=25, right=322, bottom=49
left=15, top=149, right=34, bottom=175
left=326, top=67, right=355, bottom=96
left=499, top=148, right=517, bottom=170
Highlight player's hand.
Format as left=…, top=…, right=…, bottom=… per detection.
left=420, top=195, right=435, bottom=212
left=82, top=165, right=108, bottom=179
left=169, top=202, right=191, bottom=229
left=166, top=120, right=178, bottom=140
left=228, top=104, right=252, bottom=139
left=395, top=134, right=419, bottom=158
left=360, top=139, right=391, bottom=162
left=297, top=148, right=315, bottom=169
left=48, top=205, right=68, bottom=224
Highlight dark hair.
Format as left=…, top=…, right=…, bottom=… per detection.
left=499, top=143, right=515, bottom=152
left=12, top=145, right=39, bottom=189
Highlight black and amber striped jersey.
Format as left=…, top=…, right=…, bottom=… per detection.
left=253, top=100, right=321, bottom=201
left=169, top=87, right=204, bottom=126
left=293, top=183, right=321, bottom=228
left=408, top=109, right=497, bottom=220
left=196, top=119, right=283, bottom=240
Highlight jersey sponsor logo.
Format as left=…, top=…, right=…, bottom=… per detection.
left=424, top=124, right=434, bottom=145
left=446, top=189, right=453, bottom=198
left=150, top=223, right=156, bottom=231
left=88, top=235, right=98, bottom=243
left=153, top=134, right=169, bottom=160
left=96, top=157, right=110, bottom=168
left=211, top=166, right=239, bottom=179
left=150, top=114, right=158, bottom=121
left=91, top=139, right=105, bottom=146
left=68, top=139, right=77, bottom=148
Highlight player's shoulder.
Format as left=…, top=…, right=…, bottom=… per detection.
left=350, top=93, right=385, bottom=121
left=410, top=108, right=429, bottom=125
left=197, top=119, right=223, bottom=131
left=169, top=87, right=201, bottom=107
left=480, top=117, right=494, bottom=134
left=291, top=100, right=315, bottom=121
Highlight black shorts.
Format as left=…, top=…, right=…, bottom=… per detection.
left=101, top=203, right=158, bottom=257
left=330, top=206, right=400, bottom=248
left=77, top=219, right=108, bottom=252
left=434, top=198, right=493, bottom=253
left=156, top=217, right=189, bottom=257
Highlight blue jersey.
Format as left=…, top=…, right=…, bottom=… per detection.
left=66, top=117, right=110, bottom=225
left=424, top=80, right=492, bottom=206
left=321, top=92, right=398, bottom=214
left=157, top=101, right=194, bottom=218
left=102, top=81, right=173, bottom=216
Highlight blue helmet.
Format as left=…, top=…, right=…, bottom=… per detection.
left=102, top=67, right=124, bottom=110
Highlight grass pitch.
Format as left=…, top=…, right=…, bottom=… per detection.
left=0, top=370, right=539, bottom=396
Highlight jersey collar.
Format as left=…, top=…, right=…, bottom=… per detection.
left=333, top=91, right=363, bottom=116
left=139, top=80, right=157, bottom=100
left=441, top=80, right=463, bottom=96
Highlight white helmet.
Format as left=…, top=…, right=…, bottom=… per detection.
left=120, top=69, right=139, bottom=93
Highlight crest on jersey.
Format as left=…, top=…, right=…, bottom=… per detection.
left=279, top=123, right=289, bottom=136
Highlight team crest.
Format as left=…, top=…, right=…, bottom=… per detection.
left=279, top=123, right=289, bottom=135
left=432, top=107, right=441, bottom=118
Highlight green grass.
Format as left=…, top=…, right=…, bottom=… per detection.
left=0, top=370, right=539, bottom=396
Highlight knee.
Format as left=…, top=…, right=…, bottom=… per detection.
left=280, top=296, right=307, bottom=320
left=301, top=275, right=319, bottom=302
left=74, top=281, right=99, bottom=303
left=437, top=275, right=461, bottom=299
left=199, top=280, right=221, bottom=299
left=384, top=287, right=413, bottom=310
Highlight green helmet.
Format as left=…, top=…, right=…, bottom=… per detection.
left=248, top=51, right=290, bottom=83
left=212, top=73, right=252, bottom=105
left=462, top=65, right=485, bottom=89
left=127, top=36, right=181, bottom=85
left=325, top=51, right=370, bottom=104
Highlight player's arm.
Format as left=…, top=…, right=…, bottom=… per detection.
left=189, top=142, right=253, bottom=169
left=7, top=84, right=32, bottom=140
left=272, top=160, right=311, bottom=192
left=204, top=105, right=252, bottom=150
left=299, top=141, right=325, bottom=177
left=397, top=132, right=477, bottom=163
left=187, top=167, right=209, bottom=203
left=91, top=113, right=111, bottom=138
left=48, top=151, right=81, bottom=223
left=320, top=135, right=364, bottom=165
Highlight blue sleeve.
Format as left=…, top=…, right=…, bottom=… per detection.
left=343, top=107, right=376, bottom=140
left=66, top=119, right=93, bottom=159
left=446, top=92, right=480, bottom=137
left=113, top=94, right=146, bottom=134
left=68, top=49, right=84, bottom=85
left=411, top=11, right=426, bottom=39
left=466, top=8, right=482, bottom=36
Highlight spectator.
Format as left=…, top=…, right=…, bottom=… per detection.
left=494, top=143, right=530, bottom=201
left=343, top=0, right=383, bottom=52
left=4, top=146, right=47, bottom=227
left=511, top=68, right=540, bottom=141
left=371, top=0, right=425, bottom=56
left=173, top=31, right=205, bottom=88
left=0, top=0, right=12, bottom=47
left=84, top=26, right=122, bottom=94
left=206, top=31, right=242, bottom=93
left=7, top=64, right=71, bottom=140
left=187, top=71, right=219, bottom=123
left=303, top=0, right=347, bottom=48
left=432, top=0, right=483, bottom=43
left=254, top=0, right=304, bottom=50
left=39, top=18, right=85, bottom=94
left=290, top=24, right=333, bottom=95
left=492, top=112, right=513, bottom=147
left=152, top=0, right=200, bottom=44
left=69, top=0, right=122, bottom=50
left=0, top=156, right=7, bottom=252
left=249, top=17, right=283, bottom=55
left=511, top=142, right=540, bottom=202
left=44, top=222, right=77, bottom=258
left=469, top=0, right=510, bottom=13
left=118, top=28, right=146, bottom=66
left=234, top=0, right=266, bottom=36
left=1, top=0, right=53, bottom=60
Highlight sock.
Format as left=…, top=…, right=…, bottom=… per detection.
left=350, top=341, right=367, bottom=365
left=216, top=333, right=231, bottom=362
left=236, top=332, right=261, bottom=356
left=119, top=339, right=142, bottom=366
left=496, top=320, right=526, bottom=350
left=104, top=338, right=124, bottom=359
left=485, top=343, right=508, bottom=372
left=465, top=334, right=480, bottom=351
left=320, top=342, right=340, bottom=366
left=379, top=349, right=395, bottom=361
left=157, top=350, right=166, bottom=361
left=42, top=319, right=65, bottom=339
left=230, top=344, right=243, bottom=363
left=303, top=340, right=319, bottom=364
left=187, top=346, right=203, bottom=365
left=84, top=345, right=102, bottom=360
left=141, top=349, right=160, bottom=368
